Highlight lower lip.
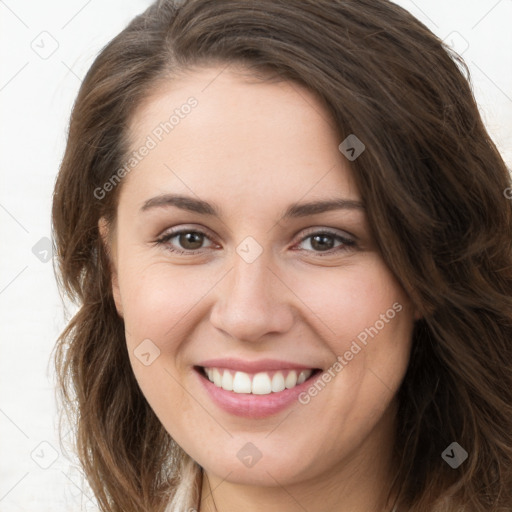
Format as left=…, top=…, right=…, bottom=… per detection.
left=195, top=368, right=319, bottom=419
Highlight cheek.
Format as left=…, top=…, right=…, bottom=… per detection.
left=118, top=258, right=215, bottom=344
left=289, top=257, right=410, bottom=346
left=288, top=257, right=414, bottom=414
left=118, top=260, right=216, bottom=428
left=118, top=260, right=201, bottom=434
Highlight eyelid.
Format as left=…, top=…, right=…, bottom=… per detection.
left=296, top=226, right=356, bottom=242
left=157, top=223, right=215, bottom=237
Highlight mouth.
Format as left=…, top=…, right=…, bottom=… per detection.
left=194, top=365, right=323, bottom=395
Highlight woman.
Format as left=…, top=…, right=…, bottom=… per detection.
left=51, top=0, right=512, bottom=511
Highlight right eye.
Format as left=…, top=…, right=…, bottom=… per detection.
left=155, top=228, right=217, bottom=255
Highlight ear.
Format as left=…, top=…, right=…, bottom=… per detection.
left=98, top=217, right=123, bottom=318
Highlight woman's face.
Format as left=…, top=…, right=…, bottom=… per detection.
left=103, top=65, right=418, bottom=489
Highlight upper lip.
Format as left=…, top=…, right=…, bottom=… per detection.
left=197, top=357, right=319, bottom=373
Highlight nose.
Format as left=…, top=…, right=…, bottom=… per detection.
left=209, top=252, right=295, bottom=343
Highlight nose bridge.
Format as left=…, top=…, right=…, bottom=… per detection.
left=209, top=246, right=294, bottom=342
left=233, top=249, right=274, bottom=304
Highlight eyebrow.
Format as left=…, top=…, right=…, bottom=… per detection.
left=140, top=193, right=365, bottom=219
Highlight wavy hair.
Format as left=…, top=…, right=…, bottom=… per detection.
left=51, top=0, right=512, bottom=510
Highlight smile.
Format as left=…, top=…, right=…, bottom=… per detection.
left=194, top=360, right=323, bottom=419
left=201, top=367, right=317, bottom=395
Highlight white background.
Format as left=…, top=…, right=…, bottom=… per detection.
left=1, top=1, right=511, bottom=510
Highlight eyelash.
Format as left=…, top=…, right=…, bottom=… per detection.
left=154, top=227, right=357, bottom=256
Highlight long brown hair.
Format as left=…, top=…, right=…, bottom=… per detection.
left=51, top=1, right=512, bottom=511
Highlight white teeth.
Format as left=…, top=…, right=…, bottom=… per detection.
left=271, top=372, right=286, bottom=392
left=233, top=371, right=252, bottom=393
left=297, top=370, right=308, bottom=384
left=204, top=367, right=314, bottom=395
left=285, top=370, right=298, bottom=389
left=221, top=370, right=233, bottom=391
left=252, top=372, right=272, bottom=395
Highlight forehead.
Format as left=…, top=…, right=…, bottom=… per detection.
left=121, top=66, right=360, bottom=207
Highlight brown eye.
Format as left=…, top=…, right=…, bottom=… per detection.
left=296, top=230, right=356, bottom=255
left=178, top=232, right=205, bottom=250
left=310, top=234, right=336, bottom=251
left=156, top=229, right=215, bottom=254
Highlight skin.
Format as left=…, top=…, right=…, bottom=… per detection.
left=100, top=65, right=419, bottom=512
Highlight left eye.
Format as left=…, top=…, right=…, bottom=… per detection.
left=296, top=231, right=355, bottom=253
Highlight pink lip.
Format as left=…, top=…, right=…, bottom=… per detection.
left=197, top=357, right=316, bottom=373
left=194, top=359, right=321, bottom=419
